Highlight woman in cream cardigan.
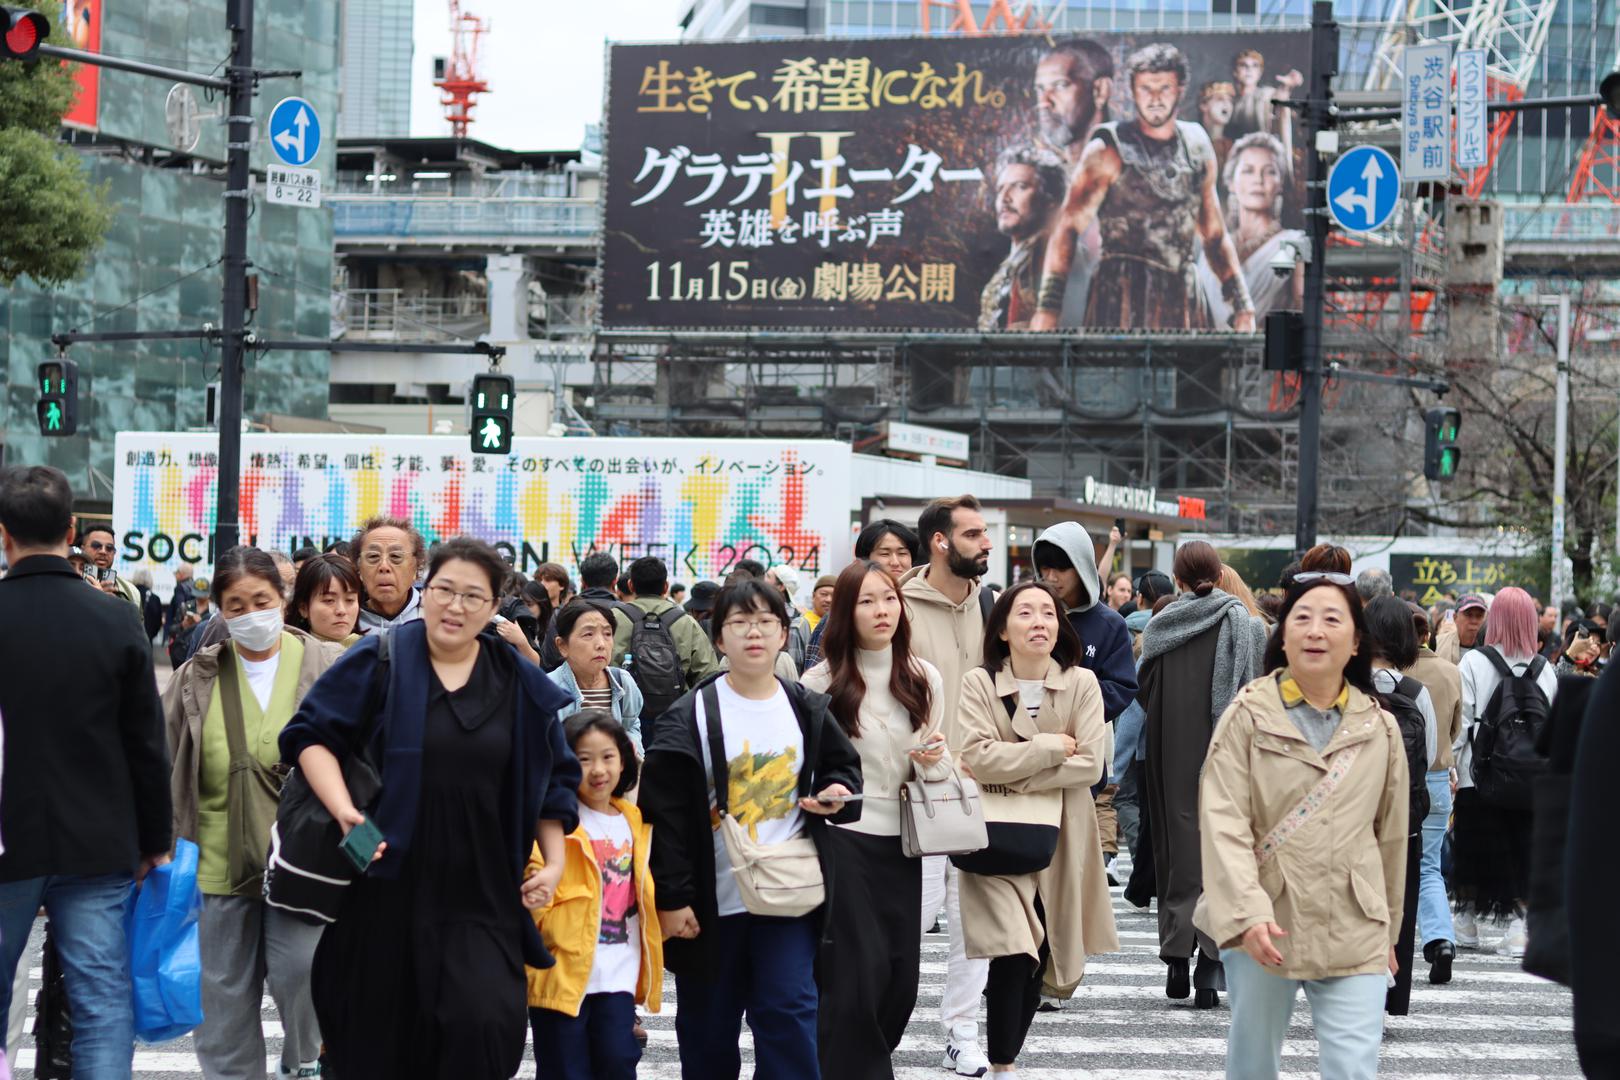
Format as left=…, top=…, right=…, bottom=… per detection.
left=955, top=580, right=1118, bottom=1074
left=802, top=559, right=953, bottom=1080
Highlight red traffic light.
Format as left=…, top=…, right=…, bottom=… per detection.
left=1, top=8, right=48, bottom=60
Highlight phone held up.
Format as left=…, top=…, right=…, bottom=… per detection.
left=338, top=817, right=385, bottom=873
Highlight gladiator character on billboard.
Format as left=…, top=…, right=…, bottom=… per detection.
left=1029, top=43, right=1254, bottom=332
left=1198, top=130, right=1305, bottom=324
left=978, top=146, right=1068, bottom=331
left=1032, top=38, right=1113, bottom=324
left=1227, top=48, right=1302, bottom=159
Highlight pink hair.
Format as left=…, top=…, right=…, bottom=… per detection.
left=1484, top=587, right=1540, bottom=659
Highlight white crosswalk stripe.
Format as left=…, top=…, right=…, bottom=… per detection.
left=8, top=852, right=1581, bottom=1079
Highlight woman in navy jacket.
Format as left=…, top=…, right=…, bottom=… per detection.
left=279, top=537, right=580, bottom=1080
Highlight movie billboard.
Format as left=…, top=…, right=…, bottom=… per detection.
left=601, top=31, right=1311, bottom=334
left=112, top=433, right=853, bottom=596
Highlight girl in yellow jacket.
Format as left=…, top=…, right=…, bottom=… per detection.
left=527, top=709, right=663, bottom=1080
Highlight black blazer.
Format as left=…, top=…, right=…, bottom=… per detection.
left=0, top=555, right=172, bottom=881
left=638, top=673, right=862, bottom=980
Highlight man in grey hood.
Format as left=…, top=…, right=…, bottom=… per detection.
left=1032, top=521, right=1140, bottom=722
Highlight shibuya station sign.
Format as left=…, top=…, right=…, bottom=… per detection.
left=601, top=29, right=1312, bottom=334
left=1082, top=476, right=1207, bottom=521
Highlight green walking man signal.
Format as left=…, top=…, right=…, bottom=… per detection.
left=1423, top=407, right=1461, bottom=482
left=36, top=358, right=79, bottom=437
left=468, top=372, right=515, bottom=455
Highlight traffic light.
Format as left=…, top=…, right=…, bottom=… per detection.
left=0, top=7, right=48, bottom=61
left=1423, top=406, right=1461, bottom=482
left=36, top=358, right=77, bottom=436
left=1264, top=310, right=1304, bottom=372
left=468, top=372, right=514, bottom=455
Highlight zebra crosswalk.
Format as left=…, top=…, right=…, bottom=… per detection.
left=9, top=853, right=1581, bottom=1079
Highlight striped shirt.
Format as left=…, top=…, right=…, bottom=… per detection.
left=578, top=684, right=615, bottom=713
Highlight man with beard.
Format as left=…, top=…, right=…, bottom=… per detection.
left=901, top=494, right=996, bottom=1077
left=1030, top=43, right=1254, bottom=332
left=1031, top=38, right=1114, bottom=325
left=978, top=146, right=1068, bottom=331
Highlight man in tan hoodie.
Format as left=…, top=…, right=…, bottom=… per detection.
left=901, top=494, right=995, bottom=1077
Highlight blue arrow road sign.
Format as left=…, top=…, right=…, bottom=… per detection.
left=1327, top=145, right=1400, bottom=233
left=268, top=97, right=321, bottom=167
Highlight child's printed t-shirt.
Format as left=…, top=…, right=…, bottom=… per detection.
left=580, top=804, right=639, bottom=996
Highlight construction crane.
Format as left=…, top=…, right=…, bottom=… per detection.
left=1568, top=53, right=1620, bottom=202
left=434, top=0, right=490, bottom=139
left=918, top=0, right=1067, bottom=35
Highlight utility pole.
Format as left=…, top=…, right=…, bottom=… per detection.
left=216, top=0, right=254, bottom=553
left=1549, top=293, right=1570, bottom=613
left=1294, top=0, right=1338, bottom=558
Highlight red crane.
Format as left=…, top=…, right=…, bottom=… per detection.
left=435, top=0, right=489, bottom=139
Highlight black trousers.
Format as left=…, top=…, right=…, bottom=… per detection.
left=985, top=896, right=1049, bottom=1067
left=817, top=829, right=922, bottom=1080
left=1386, top=832, right=1422, bottom=1016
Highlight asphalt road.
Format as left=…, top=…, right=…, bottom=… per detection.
left=7, top=849, right=1582, bottom=1079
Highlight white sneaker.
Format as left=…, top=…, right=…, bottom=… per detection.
left=1497, top=916, right=1527, bottom=957
left=942, top=1040, right=990, bottom=1077
left=1454, top=910, right=1479, bottom=948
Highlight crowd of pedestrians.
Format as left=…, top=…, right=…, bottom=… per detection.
left=0, top=464, right=1615, bottom=1079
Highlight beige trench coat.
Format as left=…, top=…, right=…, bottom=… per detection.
left=956, top=660, right=1119, bottom=993
left=1193, top=675, right=1409, bottom=981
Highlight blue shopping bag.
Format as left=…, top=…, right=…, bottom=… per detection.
left=126, top=838, right=204, bottom=1043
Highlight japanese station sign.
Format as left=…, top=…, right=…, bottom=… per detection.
left=601, top=31, right=1312, bottom=333
left=1402, top=43, right=1451, bottom=181
left=1455, top=48, right=1489, bottom=170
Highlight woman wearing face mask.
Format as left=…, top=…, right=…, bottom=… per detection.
left=956, top=581, right=1117, bottom=1074
left=286, top=552, right=363, bottom=646
left=160, top=546, right=347, bottom=1080
left=549, top=599, right=644, bottom=754
left=1194, top=550, right=1408, bottom=1080
left=801, top=560, right=950, bottom=1080
left=353, top=515, right=427, bottom=633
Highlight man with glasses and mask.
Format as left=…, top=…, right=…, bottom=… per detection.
left=79, top=523, right=140, bottom=610
left=900, top=494, right=995, bottom=1077
left=352, top=515, right=427, bottom=633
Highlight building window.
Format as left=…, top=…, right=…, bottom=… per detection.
left=751, top=3, right=809, bottom=27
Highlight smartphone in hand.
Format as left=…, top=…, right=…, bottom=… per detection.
left=338, top=817, right=385, bottom=872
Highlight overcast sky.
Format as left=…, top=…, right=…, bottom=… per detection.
left=409, top=0, right=683, bottom=150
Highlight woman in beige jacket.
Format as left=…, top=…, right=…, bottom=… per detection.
left=956, top=581, right=1118, bottom=1073
left=1195, top=568, right=1409, bottom=1080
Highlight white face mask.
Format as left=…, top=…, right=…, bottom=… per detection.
left=227, top=607, right=284, bottom=651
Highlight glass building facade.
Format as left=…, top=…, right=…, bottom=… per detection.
left=0, top=0, right=340, bottom=499
left=339, top=0, right=413, bottom=137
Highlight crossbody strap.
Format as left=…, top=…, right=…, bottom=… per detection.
left=701, top=681, right=730, bottom=817
left=1253, top=741, right=1364, bottom=866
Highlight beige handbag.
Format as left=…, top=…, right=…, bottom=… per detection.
left=899, top=769, right=988, bottom=858
left=703, top=683, right=826, bottom=918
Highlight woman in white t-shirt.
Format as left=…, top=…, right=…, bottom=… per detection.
left=159, top=547, right=345, bottom=1080
left=639, top=578, right=863, bottom=1080
left=527, top=709, right=660, bottom=1080
left=802, top=560, right=951, bottom=1079
left=1452, top=587, right=1556, bottom=957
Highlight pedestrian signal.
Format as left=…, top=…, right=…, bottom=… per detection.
left=1423, top=407, right=1460, bottom=482
left=36, top=358, right=78, bottom=436
left=0, top=7, right=47, bottom=61
left=469, top=372, right=514, bottom=455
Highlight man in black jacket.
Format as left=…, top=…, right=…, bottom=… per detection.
left=0, top=465, right=173, bottom=1073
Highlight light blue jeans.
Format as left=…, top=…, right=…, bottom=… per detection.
left=0, top=874, right=135, bottom=1080
left=1221, top=949, right=1387, bottom=1080
left=1418, top=770, right=1455, bottom=946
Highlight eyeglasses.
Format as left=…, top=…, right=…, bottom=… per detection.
left=361, top=549, right=412, bottom=568
left=1293, top=571, right=1354, bottom=587
left=424, top=583, right=493, bottom=612
left=722, top=615, right=783, bottom=636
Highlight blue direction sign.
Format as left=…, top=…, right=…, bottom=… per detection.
left=268, top=97, right=321, bottom=167
left=1327, top=145, right=1399, bottom=233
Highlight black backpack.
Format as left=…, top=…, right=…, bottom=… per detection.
left=1470, top=647, right=1551, bottom=809
left=1376, top=674, right=1431, bottom=826
left=618, top=602, right=689, bottom=725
